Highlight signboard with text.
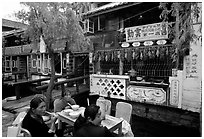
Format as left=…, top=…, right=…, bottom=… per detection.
left=126, top=85, right=167, bottom=105
left=125, top=22, right=168, bottom=42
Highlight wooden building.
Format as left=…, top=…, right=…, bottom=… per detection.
left=2, top=19, right=30, bottom=81
left=2, top=18, right=90, bottom=83
left=82, top=2, right=201, bottom=127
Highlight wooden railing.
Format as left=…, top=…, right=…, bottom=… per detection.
left=36, top=75, right=90, bottom=97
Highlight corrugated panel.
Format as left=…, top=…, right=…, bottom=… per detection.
left=83, top=2, right=129, bottom=16
left=5, top=46, right=22, bottom=55
left=4, top=44, right=32, bottom=55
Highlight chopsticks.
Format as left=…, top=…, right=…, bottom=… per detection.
left=67, top=103, right=72, bottom=107
left=45, top=111, right=54, bottom=115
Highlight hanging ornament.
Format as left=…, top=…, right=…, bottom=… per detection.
left=92, top=52, right=95, bottom=62
left=124, top=49, right=128, bottom=60
left=127, top=48, right=132, bottom=62
left=152, top=48, right=156, bottom=59
left=143, top=48, right=148, bottom=60
left=140, top=49, right=143, bottom=60
left=117, top=50, right=120, bottom=59
left=98, top=52, right=101, bottom=62
left=105, top=52, right=108, bottom=61
left=120, top=49, right=125, bottom=61
left=95, top=52, right=99, bottom=62
left=132, top=49, right=135, bottom=60
left=160, top=47, right=165, bottom=59
left=156, top=47, right=160, bottom=57
left=116, top=50, right=119, bottom=62
left=135, top=48, right=139, bottom=60
left=148, top=48, right=152, bottom=58
left=102, top=51, right=105, bottom=61
left=166, top=47, right=169, bottom=56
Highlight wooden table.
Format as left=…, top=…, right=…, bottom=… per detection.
left=57, top=111, right=123, bottom=136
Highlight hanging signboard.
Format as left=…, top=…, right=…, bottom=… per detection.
left=125, top=22, right=168, bottom=42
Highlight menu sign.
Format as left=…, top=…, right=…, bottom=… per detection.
left=125, top=22, right=168, bottom=42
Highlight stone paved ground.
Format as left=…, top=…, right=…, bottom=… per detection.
left=131, top=114, right=201, bottom=137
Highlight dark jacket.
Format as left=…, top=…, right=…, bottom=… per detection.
left=22, top=111, right=54, bottom=137
left=74, top=120, right=115, bottom=137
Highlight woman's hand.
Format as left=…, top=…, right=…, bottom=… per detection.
left=65, top=106, right=71, bottom=109
left=50, top=113, right=58, bottom=123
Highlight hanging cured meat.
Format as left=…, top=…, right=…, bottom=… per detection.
left=143, top=48, right=148, bottom=60
left=156, top=47, right=160, bottom=58
left=135, top=48, right=139, bottom=60
left=120, top=49, right=125, bottom=61
left=151, top=47, right=156, bottom=59
left=160, top=47, right=165, bottom=60
left=127, top=48, right=132, bottom=62
left=140, top=49, right=143, bottom=60
left=132, top=49, right=136, bottom=60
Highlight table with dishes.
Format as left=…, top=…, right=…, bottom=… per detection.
left=57, top=106, right=123, bottom=136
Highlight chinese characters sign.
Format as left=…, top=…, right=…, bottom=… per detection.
left=170, top=80, right=179, bottom=106
left=127, top=85, right=166, bottom=105
left=125, top=22, right=168, bottom=42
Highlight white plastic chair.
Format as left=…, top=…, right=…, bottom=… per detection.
left=115, top=102, right=132, bottom=123
left=96, top=97, right=112, bottom=116
left=12, top=111, right=27, bottom=126
left=7, top=112, right=31, bottom=137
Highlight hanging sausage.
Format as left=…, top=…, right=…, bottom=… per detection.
left=120, top=49, right=125, bottom=61
left=127, top=48, right=132, bottom=62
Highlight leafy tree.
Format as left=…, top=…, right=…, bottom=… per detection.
left=159, top=2, right=201, bottom=69
left=15, top=2, right=92, bottom=109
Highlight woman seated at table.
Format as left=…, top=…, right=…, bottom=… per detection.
left=21, top=94, right=57, bottom=137
left=54, top=90, right=76, bottom=113
left=73, top=104, right=116, bottom=137
left=53, top=91, right=77, bottom=136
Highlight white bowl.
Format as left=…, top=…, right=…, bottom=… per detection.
left=63, top=109, right=73, bottom=115
left=69, top=111, right=80, bottom=119
left=71, top=105, right=80, bottom=111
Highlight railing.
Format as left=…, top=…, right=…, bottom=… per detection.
left=36, top=75, right=90, bottom=97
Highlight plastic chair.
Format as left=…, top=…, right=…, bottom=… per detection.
left=18, top=126, right=32, bottom=137
left=12, top=111, right=27, bottom=126
left=115, top=102, right=132, bottom=123
left=96, top=97, right=112, bottom=116
left=7, top=112, right=31, bottom=137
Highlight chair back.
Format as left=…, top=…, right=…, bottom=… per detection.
left=12, top=111, right=27, bottom=126
left=96, top=97, right=112, bottom=116
left=7, top=112, right=31, bottom=137
left=115, top=102, right=132, bottom=123
left=54, top=98, right=63, bottom=113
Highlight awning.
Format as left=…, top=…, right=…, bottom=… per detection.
left=82, top=2, right=141, bottom=17
left=4, top=44, right=32, bottom=55
left=4, top=46, right=22, bottom=55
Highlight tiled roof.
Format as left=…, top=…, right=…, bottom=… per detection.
left=2, top=18, right=27, bottom=29
left=83, top=2, right=136, bottom=17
